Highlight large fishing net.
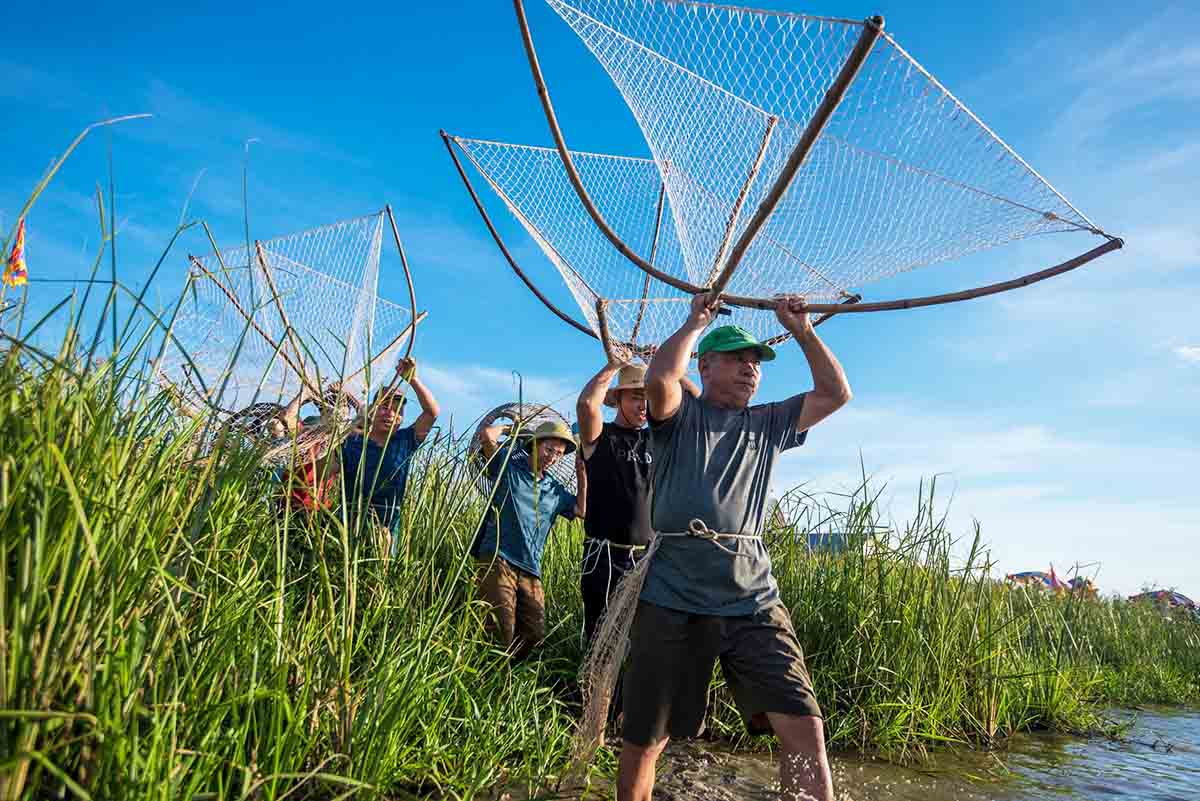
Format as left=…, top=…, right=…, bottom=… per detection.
left=469, top=0, right=1120, bottom=775
left=452, top=0, right=1116, bottom=359
left=167, top=212, right=410, bottom=405
left=159, top=211, right=418, bottom=461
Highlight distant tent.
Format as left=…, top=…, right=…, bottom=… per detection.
left=1128, top=590, right=1196, bottom=609
left=1006, top=571, right=1068, bottom=591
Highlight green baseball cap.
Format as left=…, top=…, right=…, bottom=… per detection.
left=697, top=325, right=776, bottom=362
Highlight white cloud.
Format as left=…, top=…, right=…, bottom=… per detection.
left=419, top=361, right=582, bottom=435
left=770, top=400, right=1200, bottom=595
left=1176, top=345, right=1200, bottom=363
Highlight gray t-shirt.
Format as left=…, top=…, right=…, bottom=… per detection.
left=641, top=391, right=807, bottom=616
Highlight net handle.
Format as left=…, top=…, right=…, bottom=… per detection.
left=441, top=130, right=599, bottom=340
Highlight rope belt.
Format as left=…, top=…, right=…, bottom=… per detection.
left=583, top=538, right=648, bottom=552
left=657, top=518, right=762, bottom=557
left=581, top=537, right=648, bottom=582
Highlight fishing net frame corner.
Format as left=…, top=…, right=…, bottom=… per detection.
left=507, top=0, right=1122, bottom=330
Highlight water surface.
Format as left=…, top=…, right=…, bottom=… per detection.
left=642, top=708, right=1200, bottom=801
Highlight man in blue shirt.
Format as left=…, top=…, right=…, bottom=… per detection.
left=473, top=419, right=585, bottom=660
left=340, top=357, right=440, bottom=553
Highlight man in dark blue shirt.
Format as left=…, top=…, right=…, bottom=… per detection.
left=473, top=419, right=584, bottom=660
left=340, top=357, right=439, bottom=554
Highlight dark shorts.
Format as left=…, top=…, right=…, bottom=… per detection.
left=622, top=600, right=822, bottom=746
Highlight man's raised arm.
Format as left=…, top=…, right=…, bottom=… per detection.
left=646, top=292, right=720, bottom=421
left=775, top=296, right=852, bottom=433
left=397, top=357, right=440, bottom=444
left=478, top=423, right=509, bottom=459
left=576, top=347, right=629, bottom=457
left=277, top=385, right=310, bottom=435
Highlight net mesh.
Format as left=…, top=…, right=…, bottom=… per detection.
left=163, top=212, right=413, bottom=414
left=453, top=136, right=703, bottom=355
left=467, top=0, right=1105, bottom=351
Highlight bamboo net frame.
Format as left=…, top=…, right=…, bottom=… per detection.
left=160, top=209, right=424, bottom=459
left=502, top=0, right=1120, bottom=338
left=482, top=0, right=1129, bottom=778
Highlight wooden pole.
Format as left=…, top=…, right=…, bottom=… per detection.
left=706, top=115, right=778, bottom=286
left=775, top=237, right=1123, bottom=315
left=365, top=206, right=423, bottom=416
left=441, top=130, right=598, bottom=339
left=708, top=17, right=885, bottom=298
left=630, top=176, right=668, bottom=345
left=761, top=294, right=861, bottom=348
left=384, top=205, right=419, bottom=362
left=595, top=298, right=615, bottom=363
left=255, top=241, right=309, bottom=377
left=188, top=255, right=322, bottom=399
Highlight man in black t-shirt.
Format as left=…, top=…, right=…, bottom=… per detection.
left=576, top=351, right=699, bottom=645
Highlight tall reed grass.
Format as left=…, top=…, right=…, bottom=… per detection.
left=3, top=129, right=1198, bottom=796
left=3, top=306, right=1199, bottom=800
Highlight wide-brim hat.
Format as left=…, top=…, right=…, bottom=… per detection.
left=522, top=419, right=578, bottom=455
left=603, top=364, right=648, bottom=407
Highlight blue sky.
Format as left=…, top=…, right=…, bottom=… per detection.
left=2, top=1, right=1196, bottom=595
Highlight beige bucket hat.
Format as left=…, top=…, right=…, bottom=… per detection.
left=523, top=419, right=578, bottom=455
left=603, top=364, right=647, bottom=407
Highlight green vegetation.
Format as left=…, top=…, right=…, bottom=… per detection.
left=2, top=310, right=1197, bottom=801
left=1, top=134, right=1196, bottom=797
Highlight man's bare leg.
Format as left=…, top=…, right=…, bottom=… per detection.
left=767, top=713, right=833, bottom=801
left=617, top=737, right=669, bottom=801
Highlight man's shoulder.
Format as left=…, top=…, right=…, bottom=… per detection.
left=503, top=446, right=533, bottom=475
left=394, top=424, right=419, bottom=450
left=650, top=388, right=697, bottom=431
left=747, top=393, right=804, bottom=418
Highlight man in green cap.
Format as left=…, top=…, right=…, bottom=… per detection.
left=617, top=293, right=851, bottom=801
left=473, top=419, right=585, bottom=660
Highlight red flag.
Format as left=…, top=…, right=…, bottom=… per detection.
left=3, top=218, right=28, bottom=288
